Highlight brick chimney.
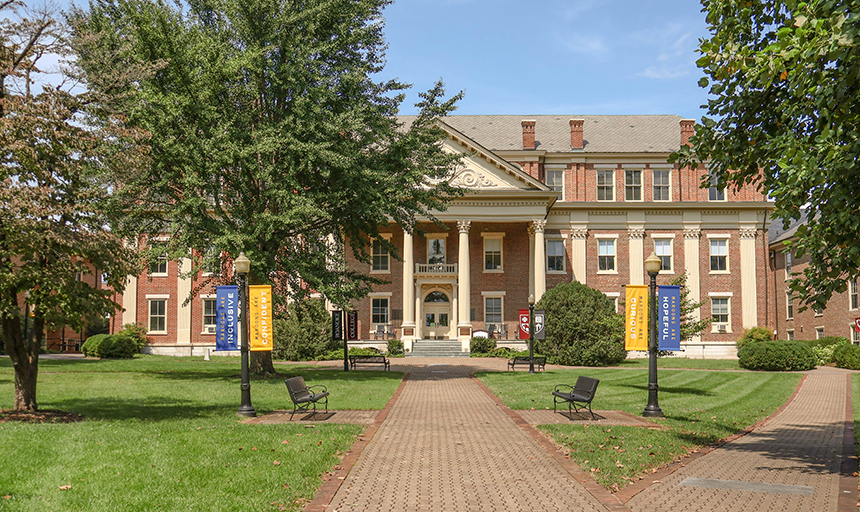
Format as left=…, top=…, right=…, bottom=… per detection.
left=521, top=120, right=536, bottom=149
left=569, top=119, right=584, bottom=149
left=680, top=119, right=695, bottom=147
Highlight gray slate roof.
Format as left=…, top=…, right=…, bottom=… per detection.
left=401, top=115, right=686, bottom=153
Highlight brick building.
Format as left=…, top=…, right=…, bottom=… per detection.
left=768, top=214, right=860, bottom=344
left=112, top=115, right=774, bottom=358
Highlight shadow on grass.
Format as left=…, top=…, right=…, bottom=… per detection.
left=619, top=382, right=714, bottom=396
left=49, top=396, right=234, bottom=421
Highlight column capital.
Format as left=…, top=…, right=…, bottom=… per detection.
left=739, top=227, right=758, bottom=239
left=457, top=220, right=471, bottom=233
left=569, top=227, right=588, bottom=239
left=628, top=228, right=646, bottom=240
left=531, top=219, right=547, bottom=233
left=684, top=227, right=701, bottom=240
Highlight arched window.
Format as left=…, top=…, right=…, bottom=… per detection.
left=424, top=291, right=449, bottom=303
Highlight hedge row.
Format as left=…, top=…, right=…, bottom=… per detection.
left=737, top=340, right=816, bottom=371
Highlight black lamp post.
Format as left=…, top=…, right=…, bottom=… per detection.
left=235, top=252, right=256, bottom=418
left=528, top=294, right=536, bottom=374
left=642, top=252, right=664, bottom=418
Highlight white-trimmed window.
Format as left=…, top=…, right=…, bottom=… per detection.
left=654, top=238, right=672, bottom=272
left=484, top=296, right=503, bottom=325
left=546, top=169, right=564, bottom=195
left=597, top=238, right=616, bottom=272
left=372, top=238, right=390, bottom=273
left=148, top=298, right=167, bottom=334
left=850, top=279, right=858, bottom=310
left=652, top=169, right=670, bottom=201
left=604, top=292, right=620, bottom=313
left=202, top=298, right=216, bottom=333
left=816, top=326, right=825, bottom=339
left=814, top=306, right=824, bottom=317
left=625, top=169, right=642, bottom=201
left=203, top=246, right=221, bottom=276
left=597, top=169, right=614, bottom=201
left=709, top=238, right=728, bottom=272
left=150, top=254, right=168, bottom=276
left=710, top=296, right=730, bottom=332
left=853, top=325, right=860, bottom=344
left=546, top=239, right=565, bottom=273
left=784, top=250, right=792, bottom=280
left=708, top=171, right=726, bottom=201
left=787, top=329, right=795, bottom=341
left=483, top=234, right=503, bottom=272
left=371, top=297, right=390, bottom=325
left=786, top=292, right=794, bottom=320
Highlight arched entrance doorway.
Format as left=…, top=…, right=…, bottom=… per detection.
left=423, top=291, right=451, bottom=339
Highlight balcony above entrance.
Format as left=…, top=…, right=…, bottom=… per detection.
left=415, top=263, right=458, bottom=277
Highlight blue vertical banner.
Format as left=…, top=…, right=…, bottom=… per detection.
left=216, top=285, right=240, bottom=351
left=657, top=285, right=681, bottom=351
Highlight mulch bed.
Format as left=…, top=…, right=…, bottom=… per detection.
left=0, top=409, right=83, bottom=424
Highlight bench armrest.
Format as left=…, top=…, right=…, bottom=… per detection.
left=307, top=384, right=328, bottom=395
left=553, top=384, right=574, bottom=393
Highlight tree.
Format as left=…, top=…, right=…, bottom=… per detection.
left=72, top=0, right=463, bottom=373
left=0, top=1, right=150, bottom=410
left=675, top=0, right=860, bottom=311
left=667, top=272, right=710, bottom=344
left=535, top=282, right=626, bottom=367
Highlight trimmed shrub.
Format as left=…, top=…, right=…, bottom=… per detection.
left=81, top=334, right=137, bottom=359
left=118, top=323, right=148, bottom=351
left=535, top=282, right=626, bottom=367
left=736, top=326, right=773, bottom=352
left=833, top=343, right=860, bottom=370
left=387, top=339, right=404, bottom=356
left=738, top=340, right=816, bottom=371
left=272, top=299, right=337, bottom=361
left=470, top=337, right=496, bottom=354
left=81, top=334, right=109, bottom=357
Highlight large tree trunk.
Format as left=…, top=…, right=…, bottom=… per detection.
left=1, top=308, right=39, bottom=411
left=250, top=351, right=276, bottom=376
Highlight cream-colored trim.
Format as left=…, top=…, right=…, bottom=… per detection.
left=707, top=292, right=734, bottom=297
left=481, top=291, right=507, bottom=296
left=147, top=298, right=168, bottom=335
left=145, top=294, right=170, bottom=299
left=482, top=233, right=504, bottom=273
left=368, top=291, right=393, bottom=297
left=546, top=238, right=566, bottom=274
left=370, top=236, right=392, bottom=275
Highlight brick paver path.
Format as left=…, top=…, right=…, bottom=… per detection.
left=326, top=361, right=612, bottom=512
left=626, top=366, right=850, bottom=512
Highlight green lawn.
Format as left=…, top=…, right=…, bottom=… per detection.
left=614, top=357, right=742, bottom=370
left=0, top=355, right=402, bottom=512
left=477, top=368, right=801, bottom=489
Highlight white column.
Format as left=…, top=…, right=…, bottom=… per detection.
left=457, top=220, right=472, bottom=347
left=414, top=282, right=422, bottom=341
left=402, top=230, right=416, bottom=350
left=740, top=226, right=758, bottom=328
left=628, top=227, right=645, bottom=286
left=533, top=220, right=547, bottom=301
left=570, top=226, right=587, bottom=284
left=528, top=225, right=536, bottom=297
left=122, top=275, right=138, bottom=326
left=684, top=226, right=702, bottom=342
left=176, top=257, right=192, bottom=348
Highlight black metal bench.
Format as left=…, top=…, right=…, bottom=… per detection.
left=552, top=376, right=600, bottom=420
left=507, top=355, right=546, bottom=371
left=285, top=376, right=330, bottom=419
left=348, top=354, right=390, bottom=371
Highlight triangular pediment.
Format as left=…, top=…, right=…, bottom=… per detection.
left=437, top=121, right=549, bottom=192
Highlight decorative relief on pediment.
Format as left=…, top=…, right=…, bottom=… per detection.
left=448, top=168, right=498, bottom=189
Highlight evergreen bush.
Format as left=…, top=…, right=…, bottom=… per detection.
left=833, top=343, right=860, bottom=370
left=737, top=340, right=816, bottom=371
left=81, top=334, right=109, bottom=357
left=118, top=323, right=148, bottom=351
left=470, top=337, right=496, bottom=354
left=272, top=299, right=337, bottom=361
left=387, top=339, right=404, bottom=356
left=81, top=334, right=137, bottom=359
left=736, top=326, right=773, bottom=352
left=535, top=282, right=626, bottom=367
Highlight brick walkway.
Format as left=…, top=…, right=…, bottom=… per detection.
left=294, top=359, right=855, bottom=512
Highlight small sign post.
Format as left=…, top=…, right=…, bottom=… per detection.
left=332, top=310, right=346, bottom=371
left=534, top=310, right=545, bottom=340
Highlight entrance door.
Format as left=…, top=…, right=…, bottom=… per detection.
left=423, top=291, right=451, bottom=339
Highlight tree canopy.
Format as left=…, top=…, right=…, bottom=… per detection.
left=71, top=0, right=464, bottom=310
left=676, top=0, right=860, bottom=310
left=0, top=1, right=150, bottom=410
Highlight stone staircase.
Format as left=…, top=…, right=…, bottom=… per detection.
left=407, top=340, right=470, bottom=358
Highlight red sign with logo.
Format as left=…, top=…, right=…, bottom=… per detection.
left=855, top=317, right=860, bottom=333
left=518, top=309, right=530, bottom=339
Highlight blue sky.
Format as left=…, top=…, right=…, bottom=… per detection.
left=35, top=0, right=712, bottom=120
left=377, top=0, right=712, bottom=119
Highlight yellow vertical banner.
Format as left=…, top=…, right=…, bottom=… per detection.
left=625, top=285, right=648, bottom=351
left=249, top=285, right=273, bottom=351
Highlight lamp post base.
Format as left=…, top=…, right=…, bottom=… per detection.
left=237, top=405, right=257, bottom=418
left=642, top=405, right=663, bottom=418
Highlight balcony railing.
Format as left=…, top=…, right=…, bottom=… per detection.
left=415, top=263, right=458, bottom=275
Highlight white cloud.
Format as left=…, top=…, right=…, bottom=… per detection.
left=637, top=66, right=689, bottom=80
